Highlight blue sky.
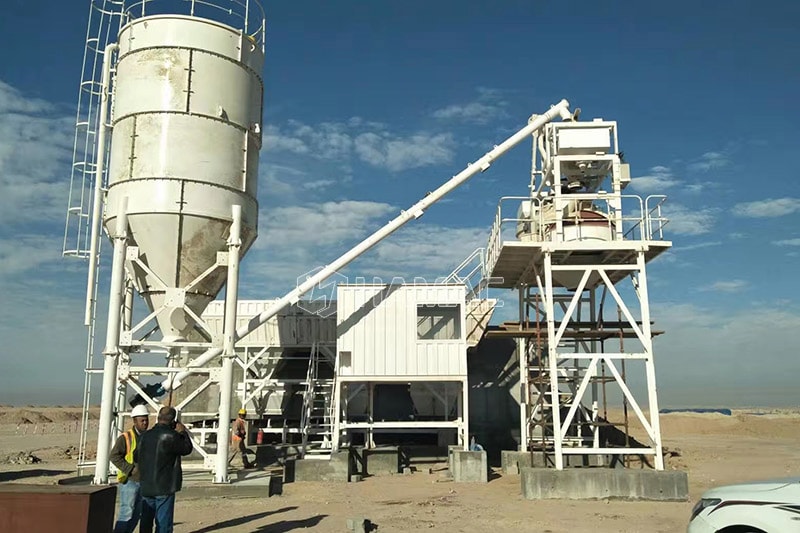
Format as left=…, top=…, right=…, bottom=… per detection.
left=0, top=0, right=798, bottom=407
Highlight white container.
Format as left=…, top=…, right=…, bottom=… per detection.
left=105, top=15, right=264, bottom=339
left=336, top=284, right=468, bottom=378
left=556, top=127, right=611, bottom=155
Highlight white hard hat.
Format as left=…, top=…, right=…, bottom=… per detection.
left=131, top=405, right=150, bottom=418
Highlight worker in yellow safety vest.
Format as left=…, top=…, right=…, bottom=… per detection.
left=109, top=404, right=150, bottom=533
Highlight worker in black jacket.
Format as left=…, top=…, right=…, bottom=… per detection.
left=134, top=406, right=194, bottom=533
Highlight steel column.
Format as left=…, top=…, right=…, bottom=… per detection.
left=94, top=197, right=128, bottom=485
left=214, top=205, right=242, bottom=483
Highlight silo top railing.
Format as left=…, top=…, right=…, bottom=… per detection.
left=122, top=0, right=266, bottom=50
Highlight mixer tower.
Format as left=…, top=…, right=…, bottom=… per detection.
left=485, top=117, right=672, bottom=469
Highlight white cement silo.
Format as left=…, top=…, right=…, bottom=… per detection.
left=90, top=2, right=266, bottom=485
left=105, top=14, right=263, bottom=340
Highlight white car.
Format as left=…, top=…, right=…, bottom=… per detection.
left=688, top=477, right=800, bottom=532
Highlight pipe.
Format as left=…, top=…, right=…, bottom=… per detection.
left=214, top=205, right=242, bottom=483
left=536, top=131, right=549, bottom=193
left=85, top=43, right=120, bottom=326
left=94, top=196, right=128, bottom=485
left=164, top=99, right=572, bottom=391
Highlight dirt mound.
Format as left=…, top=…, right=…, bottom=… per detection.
left=3, top=452, right=42, bottom=465
left=44, top=409, right=82, bottom=422
left=0, top=407, right=99, bottom=424
left=660, top=412, right=800, bottom=439
left=4, top=410, right=54, bottom=425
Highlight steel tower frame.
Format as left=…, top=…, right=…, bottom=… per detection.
left=485, top=118, right=672, bottom=469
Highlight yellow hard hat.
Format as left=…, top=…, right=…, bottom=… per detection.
left=238, top=408, right=247, bottom=415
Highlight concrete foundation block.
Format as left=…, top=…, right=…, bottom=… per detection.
left=500, top=450, right=533, bottom=474
left=501, top=451, right=610, bottom=472
left=346, top=517, right=369, bottom=533
left=447, top=445, right=461, bottom=472
left=365, top=447, right=400, bottom=476
left=282, top=459, right=295, bottom=483
left=294, top=452, right=351, bottom=482
left=268, top=475, right=283, bottom=496
left=452, top=450, right=488, bottom=483
left=520, top=468, right=689, bottom=501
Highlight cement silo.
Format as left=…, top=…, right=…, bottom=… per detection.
left=80, top=0, right=266, bottom=484
left=105, top=13, right=263, bottom=340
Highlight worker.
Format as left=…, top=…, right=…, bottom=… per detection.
left=135, top=406, right=194, bottom=533
left=229, top=407, right=254, bottom=468
left=109, top=403, right=150, bottom=533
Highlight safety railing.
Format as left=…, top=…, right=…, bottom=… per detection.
left=485, top=196, right=533, bottom=278
left=644, top=195, right=669, bottom=240
left=485, top=194, right=669, bottom=275
left=443, top=247, right=491, bottom=301
left=121, top=0, right=266, bottom=49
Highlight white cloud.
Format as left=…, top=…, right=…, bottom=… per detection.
left=773, top=238, right=800, bottom=246
left=635, top=152, right=726, bottom=195
left=354, top=131, right=455, bottom=171
left=433, top=87, right=509, bottom=125
left=302, top=179, right=337, bottom=191
left=260, top=165, right=298, bottom=196
left=679, top=241, right=722, bottom=251
left=663, top=204, right=718, bottom=235
left=262, top=124, right=309, bottom=154
left=240, top=200, right=398, bottom=296
left=689, top=151, right=729, bottom=172
left=364, top=225, right=488, bottom=279
left=699, top=280, right=748, bottom=293
left=0, top=80, right=54, bottom=114
left=239, top=203, right=486, bottom=298
left=0, top=86, right=73, bottom=224
left=258, top=200, right=395, bottom=248
left=733, top=198, right=800, bottom=218
left=264, top=119, right=456, bottom=172
left=685, top=181, right=717, bottom=194
left=630, top=166, right=679, bottom=193
left=0, top=235, right=64, bottom=276
left=287, top=120, right=353, bottom=160
left=433, top=102, right=507, bottom=124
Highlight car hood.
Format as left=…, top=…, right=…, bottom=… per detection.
left=703, top=477, right=800, bottom=499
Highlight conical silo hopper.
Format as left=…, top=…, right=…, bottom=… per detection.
left=104, top=15, right=264, bottom=340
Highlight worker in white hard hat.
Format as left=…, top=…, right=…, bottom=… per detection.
left=229, top=407, right=254, bottom=469
left=109, top=404, right=150, bottom=533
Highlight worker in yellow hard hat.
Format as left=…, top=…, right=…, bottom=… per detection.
left=110, top=404, right=150, bottom=533
left=229, top=407, right=254, bottom=469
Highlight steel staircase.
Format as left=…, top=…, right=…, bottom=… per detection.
left=300, top=343, right=334, bottom=459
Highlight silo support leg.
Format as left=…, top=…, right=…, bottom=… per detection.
left=94, top=197, right=129, bottom=485
left=214, top=205, right=242, bottom=483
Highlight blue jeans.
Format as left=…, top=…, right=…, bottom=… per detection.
left=140, top=494, right=176, bottom=533
left=113, top=480, right=141, bottom=533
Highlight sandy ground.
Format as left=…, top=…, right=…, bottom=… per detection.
left=1, top=406, right=799, bottom=532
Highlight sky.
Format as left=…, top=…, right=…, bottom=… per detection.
left=0, top=0, right=798, bottom=408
